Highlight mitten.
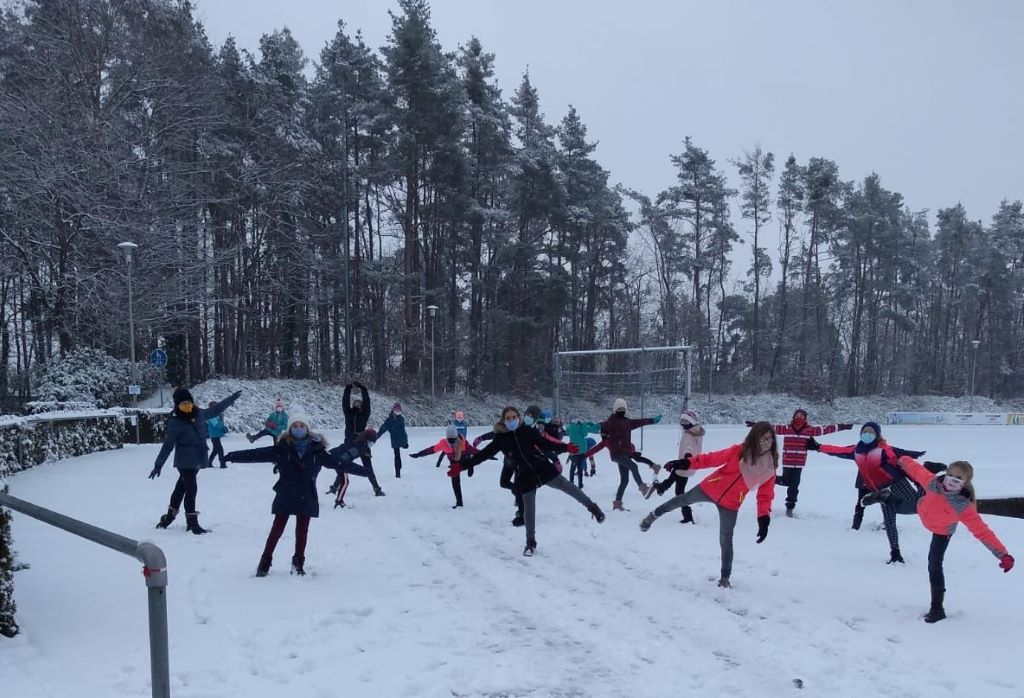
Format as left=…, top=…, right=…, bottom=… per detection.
left=651, top=415, right=663, bottom=424
left=756, top=515, right=770, bottom=543
left=838, top=423, right=854, bottom=430
left=805, top=437, right=820, bottom=451
left=566, top=443, right=580, bottom=455
left=1000, top=554, right=1015, bottom=573
left=148, top=466, right=161, bottom=479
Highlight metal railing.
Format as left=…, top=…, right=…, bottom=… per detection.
left=0, top=492, right=170, bottom=697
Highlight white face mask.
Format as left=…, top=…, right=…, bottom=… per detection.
left=942, top=475, right=965, bottom=493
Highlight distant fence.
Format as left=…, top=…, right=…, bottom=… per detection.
left=888, top=412, right=1016, bottom=426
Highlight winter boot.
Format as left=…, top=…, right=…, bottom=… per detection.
left=452, top=502, right=463, bottom=509
left=717, top=577, right=732, bottom=589
left=291, top=555, right=305, bottom=576
left=511, top=511, right=525, bottom=527
left=185, top=513, right=209, bottom=535
left=256, top=555, right=272, bottom=577
left=638, top=483, right=651, bottom=497
left=587, top=502, right=605, bottom=523
left=326, top=484, right=338, bottom=495
left=523, top=538, right=537, bottom=557
left=861, top=489, right=891, bottom=507
left=374, top=488, right=386, bottom=497
left=155, top=507, right=178, bottom=529
left=640, top=512, right=658, bottom=532
left=923, top=586, right=946, bottom=623
left=785, top=504, right=795, bottom=518
left=612, top=500, right=625, bottom=511
left=680, top=506, right=694, bottom=525
left=887, top=547, right=905, bottom=564
left=851, top=505, right=864, bottom=530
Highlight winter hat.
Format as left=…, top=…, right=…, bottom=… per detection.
left=173, top=387, right=193, bottom=406
left=287, top=413, right=312, bottom=432
left=613, top=398, right=627, bottom=413
left=362, top=427, right=378, bottom=442
left=540, top=409, right=553, bottom=422
left=680, top=409, right=701, bottom=426
left=208, top=400, right=217, bottom=408
left=454, top=410, right=465, bottom=421
left=274, top=397, right=285, bottom=410
left=793, top=408, right=808, bottom=421
left=861, top=421, right=882, bottom=438
left=525, top=405, right=541, bottom=419
left=445, top=425, right=459, bottom=439
left=392, top=402, right=402, bottom=413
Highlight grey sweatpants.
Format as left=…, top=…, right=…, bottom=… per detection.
left=653, top=487, right=739, bottom=579
left=614, top=455, right=646, bottom=500
left=522, top=474, right=596, bottom=542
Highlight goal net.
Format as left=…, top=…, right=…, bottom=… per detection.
left=553, top=346, right=694, bottom=446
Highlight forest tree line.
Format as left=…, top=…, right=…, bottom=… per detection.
left=1, top=0, right=1022, bottom=405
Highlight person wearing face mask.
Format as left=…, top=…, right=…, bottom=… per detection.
left=410, top=425, right=481, bottom=508
left=805, top=421, right=925, bottom=564
left=886, top=455, right=1014, bottom=623
left=472, top=429, right=524, bottom=526
left=223, top=415, right=371, bottom=577
left=640, top=422, right=779, bottom=589
left=566, top=417, right=602, bottom=488
left=377, top=402, right=409, bottom=478
left=599, top=398, right=662, bottom=511
left=150, top=386, right=242, bottom=534
left=461, top=406, right=606, bottom=556
left=747, top=409, right=853, bottom=517
left=654, top=409, right=706, bottom=524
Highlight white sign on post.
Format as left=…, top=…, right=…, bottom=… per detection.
left=128, top=384, right=142, bottom=396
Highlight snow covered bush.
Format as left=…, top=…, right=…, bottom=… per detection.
left=0, top=481, right=16, bottom=638
left=32, top=349, right=162, bottom=408
left=122, top=409, right=168, bottom=444
left=0, top=415, right=123, bottom=476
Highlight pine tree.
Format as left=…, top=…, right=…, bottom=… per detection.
left=734, top=146, right=774, bottom=373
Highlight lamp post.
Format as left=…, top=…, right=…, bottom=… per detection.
left=969, top=339, right=981, bottom=413
left=427, top=305, right=438, bottom=400
left=118, top=242, right=140, bottom=444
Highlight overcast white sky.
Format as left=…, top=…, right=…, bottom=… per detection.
left=195, top=0, right=1023, bottom=237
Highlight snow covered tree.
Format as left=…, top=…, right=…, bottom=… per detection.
left=734, top=146, right=774, bottom=374
left=0, top=480, right=16, bottom=637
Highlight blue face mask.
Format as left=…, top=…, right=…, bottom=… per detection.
left=860, top=432, right=876, bottom=445
left=523, top=415, right=536, bottom=427
left=505, top=418, right=520, bottom=431
left=290, top=427, right=308, bottom=440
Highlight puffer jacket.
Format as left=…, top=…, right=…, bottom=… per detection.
left=681, top=444, right=776, bottom=516
left=817, top=441, right=924, bottom=491
left=599, top=413, right=654, bottom=458
left=153, top=391, right=241, bottom=471
left=462, top=421, right=573, bottom=494
left=898, top=456, right=1008, bottom=557
left=566, top=421, right=601, bottom=451
left=206, top=415, right=227, bottom=439
left=377, top=412, right=409, bottom=449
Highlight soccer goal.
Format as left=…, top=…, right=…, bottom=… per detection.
left=553, top=346, right=694, bottom=445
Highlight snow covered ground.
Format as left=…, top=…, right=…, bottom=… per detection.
left=3, top=424, right=1023, bottom=697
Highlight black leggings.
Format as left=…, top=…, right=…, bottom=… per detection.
left=500, top=457, right=523, bottom=513
left=168, top=469, right=199, bottom=514
left=928, top=533, right=951, bottom=589
left=393, top=447, right=402, bottom=477
left=208, top=438, right=225, bottom=467
left=776, top=466, right=803, bottom=508
left=451, top=473, right=463, bottom=506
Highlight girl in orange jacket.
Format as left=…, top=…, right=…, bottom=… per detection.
left=887, top=455, right=1014, bottom=623
left=639, top=422, right=778, bottom=588
left=410, top=426, right=480, bottom=508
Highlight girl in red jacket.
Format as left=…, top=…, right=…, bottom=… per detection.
left=639, top=422, right=778, bottom=588
left=887, top=455, right=1014, bottom=622
left=410, top=425, right=479, bottom=508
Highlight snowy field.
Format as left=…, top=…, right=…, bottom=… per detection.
left=3, top=424, right=1023, bottom=697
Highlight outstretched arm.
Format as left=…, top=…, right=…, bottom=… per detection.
left=960, top=506, right=1009, bottom=558
left=410, top=443, right=440, bottom=458
left=815, top=443, right=857, bottom=460
left=895, top=455, right=936, bottom=489
left=462, top=437, right=503, bottom=468
left=687, top=445, right=742, bottom=471
left=205, top=390, right=242, bottom=418
left=224, top=446, right=279, bottom=464
left=342, top=385, right=352, bottom=414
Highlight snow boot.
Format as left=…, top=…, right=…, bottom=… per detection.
left=523, top=538, right=537, bottom=557
left=185, top=513, right=209, bottom=535
left=923, top=586, right=946, bottom=623
left=679, top=506, right=694, bottom=525
left=256, top=555, right=272, bottom=577
left=612, top=500, right=625, bottom=511
left=291, top=555, right=305, bottom=576
left=638, top=483, right=651, bottom=497
left=851, top=505, right=864, bottom=530
left=717, top=577, right=732, bottom=589
left=887, top=547, right=905, bottom=564
left=587, top=502, right=605, bottom=523
left=452, top=502, right=463, bottom=509
left=326, top=484, right=339, bottom=495
left=861, top=489, right=891, bottom=507
left=785, top=505, right=795, bottom=518
left=155, top=507, right=178, bottom=530
left=511, top=512, right=525, bottom=527
left=374, top=488, right=386, bottom=497
left=640, top=512, right=658, bottom=532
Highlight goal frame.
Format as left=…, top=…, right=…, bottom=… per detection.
left=552, top=345, right=694, bottom=420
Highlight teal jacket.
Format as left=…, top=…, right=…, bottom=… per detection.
left=264, top=409, right=289, bottom=437
left=206, top=415, right=227, bottom=439
left=566, top=421, right=601, bottom=450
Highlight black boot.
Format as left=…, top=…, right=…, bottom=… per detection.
left=851, top=505, right=864, bottom=530
left=511, top=511, right=525, bottom=527
left=185, top=513, right=209, bottom=535
left=923, top=586, right=946, bottom=623
left=452, top=501, right=463, bottom=509
left=256, top=555, right=272, bottom=577
left=155, top=507, right=177, bottom=529
left=523, top=538, right=537, bottom=557
left=680, top=506, right=694, bottom=524
left=785, top=504, right=795, bottom=518
left=291, top=555, right=305, bottom=576
left=887, top=547, right=905, bottom=564
left=587, top=502, right=605, bottom=523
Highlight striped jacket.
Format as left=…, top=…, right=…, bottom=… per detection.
left=772, top=422, right=839, bottom=468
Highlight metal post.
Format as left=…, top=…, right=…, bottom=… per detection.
left=427, top=305, right=438, bottom=400
left=970, top=339, right=981, bottom=412
left=552, top=352, right=561, bottom=417
left=118, top=242, right=140, bottom=445
left=0, top=493, right=170, bottom=698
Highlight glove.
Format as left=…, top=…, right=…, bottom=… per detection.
left=1000, top=554, right=1015, bottom=573
left=805, top=437, right=820, bottom=451
left=410, top=452, right=424, bottom=459
left=652, top=415, right=662, bottom=424
left=923, top=461, right=947, bottom=474
left=838, top=423, right=854, bottom=430
left=148, top=466, right=161, bottom=479
left=744, top=420, right=755, bottom=427
left=756, top=515, right=770, bottom=543
left=467, top=465, right=474, bottom=478
left=566, top=443, right=580, bottom=455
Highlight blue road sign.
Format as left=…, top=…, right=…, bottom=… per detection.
left=149, top=348, right=168, bottom=368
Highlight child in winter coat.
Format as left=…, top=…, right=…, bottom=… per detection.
left=461, top=406, right=605, bottom=556
left=892, top=456, right=1014, bottom=622
left=599, top=398, right=662, bottom=510
left=806, top=421, right=925, bottom=564
left=654, top=409, right=705, bottom=524
left=247, top=397, right=288, bottom=443
left=341, top=382, right=383, bottom=496
left=750, top=409, right=853, bottom=517
left=640, top=422, right=778, bottom=588
left=450, top=410, right=468, bottom=438
left=566, top=418, right=602, bottom=487
left=224, top=414, right=371, bottom=577
left=150, top=387, right=242, bottom=534
left=377, top=402, right=409, bottom=478
left=410, top=425, right=480, bottom=508
left=327, top=429, right=379, bottom=509
left=205, top=401, right=229, bottom=469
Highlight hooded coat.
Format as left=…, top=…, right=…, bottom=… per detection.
left=154, top=391, right=241, bottom=472
left=462, top=420, right=572, bottom=493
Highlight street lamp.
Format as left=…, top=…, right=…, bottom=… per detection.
left=969, top=339, right=981, bottom=413
left=118, top=241, right=140, bottom=443
left=427, top=305, right=439, bottom=400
